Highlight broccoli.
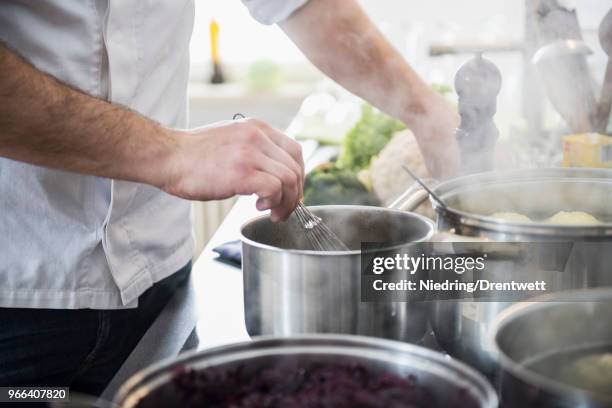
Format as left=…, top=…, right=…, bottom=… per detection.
left=303, top=163, right=380, bottom=206
left=336, top=104, right=405, bottom=171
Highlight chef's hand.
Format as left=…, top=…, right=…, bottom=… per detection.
left=407, top=91, right=460, bottom=179
left=163, top=118, right=304, bottom=222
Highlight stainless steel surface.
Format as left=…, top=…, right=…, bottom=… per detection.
left=531, top=1, right=598, bottom=133
left=115, top=335, right=497, bottom=408
left=240, top=205, right=435, bottom=342
left=388, top=178, right=435, bottom=212
left=532, top=38, right=597, bottom=133
left=531, top=39, right=593, bottom=64
left=293, top=202, right=349, bottom=251
left=597, top=58, right=612, bottom=133
left=431, top=168, right=612, bottom=238
left=400, top=168, right=612, bottom=374
left=401, top=165, right=447, bottom=209
left=596, top=9, right=612, bottom=133
left=491, top=289, right=612, bottom=407
left=52, top=394, right=109, bottom=408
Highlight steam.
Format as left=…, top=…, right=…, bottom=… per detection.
left=244, top=206, right=430, bottom=251
left=447, top=169, right=612, bottom=223
left=282, top=1, right=460, bottom=179
left=454, top=54, right=502, bottom=174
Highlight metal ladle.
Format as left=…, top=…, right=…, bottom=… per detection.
left=531, top=39, right=593, bottom=65
left=401, top=165, right=448, bottom=210
left=532, top=39, right=596, bottom=133
left=595, top=8, right=612, bottom=133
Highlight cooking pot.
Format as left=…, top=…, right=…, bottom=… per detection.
left=114, top=335, right=498, bottom=408
left=398, top=168, right=612, bottom=374
left=240, top=205, right=435, bottom=342
left=490, top=288, right=612, bottom=408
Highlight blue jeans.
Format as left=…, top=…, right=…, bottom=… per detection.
left=0, top=263, right=191, bottom=397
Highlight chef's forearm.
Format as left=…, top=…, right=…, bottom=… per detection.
left=280, top=0, right=436, bottom=127
left=0, top=43, right=177, bottom=188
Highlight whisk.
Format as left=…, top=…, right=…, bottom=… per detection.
left=230, top=114, right=348, bottom=251
left=293, top=203, right=349, bottom=251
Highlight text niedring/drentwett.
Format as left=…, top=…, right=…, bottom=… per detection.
left=373, top=279, right=547, bottom=293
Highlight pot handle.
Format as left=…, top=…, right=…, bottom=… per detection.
left=388, top=178, right=439, bottom=211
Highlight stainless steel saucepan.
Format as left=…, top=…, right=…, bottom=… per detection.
left=240, top=205, right=435, bottom=343
left=397, top=167, right=612, bottom=375
left=490, top=288, right=612, bottom=408
left=114, top=335, right=498, bottom=408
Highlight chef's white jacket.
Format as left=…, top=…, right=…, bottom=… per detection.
left=0, top=0, right=307, bottom=309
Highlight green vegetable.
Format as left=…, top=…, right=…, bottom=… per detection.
left=302, top=91, right=453, bottom=205
left=337, top=105, right=405, bottom=171
left=303, top=163, right=380, bottom=206
left=246, top=59, right=284, bottom=92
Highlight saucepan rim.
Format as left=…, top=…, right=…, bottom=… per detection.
left=239, top=204, right=435, bottom=256
left=115, top=334, right=498, bottom=408
left=431, top=168, right=612, bottom=237
left=489, top=288, right=612, bottom=404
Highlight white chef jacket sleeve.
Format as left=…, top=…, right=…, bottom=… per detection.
left=241, top=0, right=310, bottom=25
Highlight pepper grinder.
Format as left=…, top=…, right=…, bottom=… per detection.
left=454, top=54, right=502, bottom=174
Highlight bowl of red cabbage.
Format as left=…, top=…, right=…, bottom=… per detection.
left=114, top=335, right=497, bottom=408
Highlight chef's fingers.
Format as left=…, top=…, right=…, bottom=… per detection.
left=260, top=161, right=299, bottom=222
left=256, top=197, right=289, bottom=223
left=254, top=153, right=300, bottom=222
left=256, top=196, right=273, bottom=212
left=232, top=119, right=303, bottom=198
left=247, top=119, right=304, bottom=196
left=252, top=128, right=304, bottom=200
left=266, top=129, right=305, bottom=196
left=234, top=170, right=283, bottom=212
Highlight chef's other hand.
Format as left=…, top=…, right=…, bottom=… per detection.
left=163, top=118, right=304, bottom=222
left=408, top=91, right=460, bottom=180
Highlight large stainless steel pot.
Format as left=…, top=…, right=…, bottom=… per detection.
left=490, top=289, right=612, bottom=408
left=114, top=335, right=498, bottom=408
left=400, top=168, right=612, bottom=374
left=240, top=205, right=435, bottom=342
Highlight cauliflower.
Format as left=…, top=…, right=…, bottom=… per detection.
left=368, top=129, right=435, bottom=219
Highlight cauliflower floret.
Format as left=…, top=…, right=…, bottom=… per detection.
left=368, top=130, right=434, bottom=219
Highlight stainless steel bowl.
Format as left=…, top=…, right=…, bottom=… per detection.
left=399, top=168, right=612, bottom=374
left=114, top=335, right=498, bottom=408
left=241, top=205, right=435, bottom=342
left=490, top=289, right=612, bottom=408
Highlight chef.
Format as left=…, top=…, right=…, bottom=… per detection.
left=0, top=0, right=459, bottom=395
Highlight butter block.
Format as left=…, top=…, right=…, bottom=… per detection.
left=563, top=133, right=612, bottom=168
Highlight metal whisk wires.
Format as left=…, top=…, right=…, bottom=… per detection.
left=293, top=203, right=349, bottom=251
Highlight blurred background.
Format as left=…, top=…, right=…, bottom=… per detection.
left=189, top=0, right=611, bottom=255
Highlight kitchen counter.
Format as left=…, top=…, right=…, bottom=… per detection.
left=190, top=195, right=255, bottom=350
